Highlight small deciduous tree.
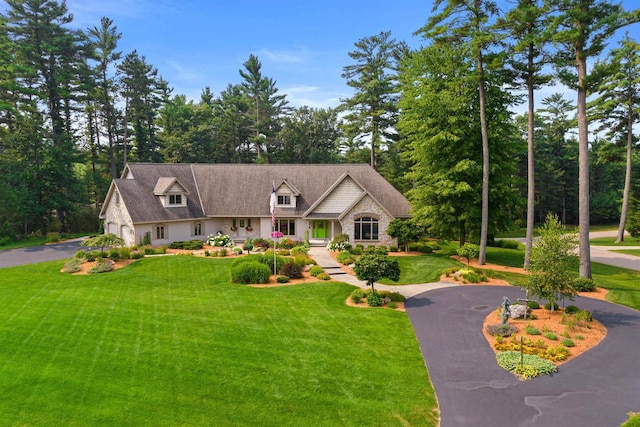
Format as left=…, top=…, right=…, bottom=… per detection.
left=81, top=233, right=124, bottom=255
left=353, top=254, right=400, bottom=292
left=457, top=243, right=480, bottom=267
left=526, top=213, right=578, bottom=313
left=386, top=219, right=423, bottom=253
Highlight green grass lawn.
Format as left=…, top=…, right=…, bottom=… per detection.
left=590, top=237, right=640, bottom=246
left=382, top=253, right=460, bottom=285
left=0, top=256, right=437, bottom=426
left=612, top=249, right=640, bottom=257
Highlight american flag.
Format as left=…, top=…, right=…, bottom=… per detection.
left=270, top=182, right=276, bottom=228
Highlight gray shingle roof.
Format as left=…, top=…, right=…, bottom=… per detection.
left=114, top=163, right=411, bottom=223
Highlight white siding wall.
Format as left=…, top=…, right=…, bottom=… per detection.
left=313, top=177, right=363, bottom=214
left=103, top=189, right=136, bottom=246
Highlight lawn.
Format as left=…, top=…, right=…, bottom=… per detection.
left=589, top=237, right=640, bottom=246
left=612, top=249, right=640, bottom=257
left=0, top=256, right=438, bottom=426
left=381, top=253, right=460, bottom=285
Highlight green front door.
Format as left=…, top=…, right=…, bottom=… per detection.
left=312, top=220, right=329, bottom=239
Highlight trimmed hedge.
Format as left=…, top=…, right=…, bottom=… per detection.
left=231, top=261, right=271, bottom=284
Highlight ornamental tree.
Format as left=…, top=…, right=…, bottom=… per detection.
left=81, top=233, right=125, bottom=255
left=353, top=254, right=400, bottom=292
left=526, top=213, right=578, bottom=313
left=457, top=243, right=480, bottom=267
left=386, top=219, right=423, bottom=252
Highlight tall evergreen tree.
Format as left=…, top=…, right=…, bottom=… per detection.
left=500, top=0, right=553, bottom=267
left=590, top=34, right=640, bottom=242
left=419, top=0, right=503, bottom=265
left=276, top=106, right=342, bottom=163
left=399, top=43, right=521, bottom=245
left=87, top=16, right=122, bottom=178
left=238, top=54, right=288, bottom=162
left=340, top=31, right=404, bottom=170
left=546, top=0, right=639, bottom=278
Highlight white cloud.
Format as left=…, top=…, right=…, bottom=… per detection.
left=281, top=85, right=348, bottom=109
left=258, top=48, right=307, bottom=64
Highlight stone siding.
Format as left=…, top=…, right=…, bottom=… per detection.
left=339, top=195, right=397, bottom=248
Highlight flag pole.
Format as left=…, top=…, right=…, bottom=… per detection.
left=270, top=182, right=277, bottom=279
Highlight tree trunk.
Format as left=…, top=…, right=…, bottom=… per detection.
left=576, top=54, right=591, bottom=278
left=616, top=100, right=634, bottom=243
left=524, top=44, right=535, bottom=268
left=477, top=51, right=489, bottom=266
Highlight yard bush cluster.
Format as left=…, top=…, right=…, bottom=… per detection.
left=231, top=261, right=271, bottom=284
left=207, top=233, right=233, bottom=248
left=88, top=259, right=114, bottom=274
left=493, top=335, right=571, bottom=362
left=232, top=254, right=286, bottom=275
left=309, top=265, right=324, bottom=276
left=327, top=234, right=351, bottom=252
left=486, top=324, right=518, bottom=337
left=496, top=351, right=557, bottom=379
left=349, top=288, right=405, bottom=307
left=444, top=267, right=488, bottom=283
left=280, top=261, right=303, bottom=279
left=572, top=277, right=596, bottom=292
left=337, top=250, right=355, bottom=265
left=490, top=239, right=520, bottom=250
left=62, top=258, right=83, bottom=273
left=169, top=240, right=204, bottom=250
left=407, top=241, right=440, bottom=253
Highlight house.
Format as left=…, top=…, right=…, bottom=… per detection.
left=99, top=163, right=412, bottom=247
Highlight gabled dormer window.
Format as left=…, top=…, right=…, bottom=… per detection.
left=277, top=195, right=291, bottom=206
left=169, top=194, right=182, bottom=205
left=154, top=177, right=189, bottom=208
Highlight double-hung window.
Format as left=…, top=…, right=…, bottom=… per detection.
left=354, top=217, right=378, bottom=240
left=275, top=219, right=296, bottom=236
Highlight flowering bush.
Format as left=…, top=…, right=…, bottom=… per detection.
left=327, top=233, right=351, bottom=252
left=207, top=232, right=234, bottom=247
left=270, top=231, right=284, bottom=239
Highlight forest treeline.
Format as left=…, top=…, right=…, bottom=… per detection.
left=0, top=0, right=639, bottom=261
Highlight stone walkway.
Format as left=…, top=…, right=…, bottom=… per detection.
left=307, top=246, right=457, bottom=297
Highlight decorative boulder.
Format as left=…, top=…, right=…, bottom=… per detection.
left=509, top=304, right=530, bottom=319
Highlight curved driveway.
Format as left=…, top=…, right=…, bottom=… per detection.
left=406, top=286, right=640, bottom=427
left=0, top=239, right=85, bottom=268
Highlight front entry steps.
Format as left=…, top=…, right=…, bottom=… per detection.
left=322, top=266, right=347, bottom=276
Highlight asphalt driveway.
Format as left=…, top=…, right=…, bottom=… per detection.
left=0, top=239, right=85, bottom=268
left=406, top=286, right=640, bottom=427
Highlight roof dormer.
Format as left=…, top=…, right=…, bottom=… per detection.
left=275, top=179, right=300, bottom=208
left=154, top=177, right=190, bottom=208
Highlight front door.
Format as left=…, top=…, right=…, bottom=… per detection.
left=312, top=220, right=329, bottom=239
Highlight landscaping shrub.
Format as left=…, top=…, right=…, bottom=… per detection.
left=374, top=246, right=388, bottom=255
left=492, top=239, right=520, bottom=250
left=294, top=254, right=311, bottom=267
left=231, top=261, right=271, bottom=284
left=89, top=260, right=114, bottom=274
left=233, top=247, right=243, bottom=255
left=573, top=277, right=596, bottom=292
left=243, top=242, right=254, bottom=254
left=316, top=273, right=331, bottom=281
left=62, top=259, right=83, bottom=273
left=561, top=338, right=575, bottom=347
left=387, top=292, right=406, bottom=302
left=0, top=236, right=12, bottom=246
left=75, top=250, right=87, bottom=259
left=575, top=309, right=593, bottom=322
left=575, top=334, right=585, bottom=340
left=389, top=245, right=398, bottom=252
left=388, top=302, right=397, bottom=309
left=207, top=233, right=233, bottom=247
left=408, top=242, right=435, bottom=253
left=109, top=248, right=120, bottom=260
left=290, top=246, right=308, bottom=256
left=218, top=248, right=228, bottom=257
left=486, top=324, right=518, bottom=337
left=277, top=238, right=296, bottom=249
left=349, top=246, right=363, bottom=255
left=525, top=325, right=541, bottom=335
left=169, top=240, right=204, bottom=250
left=366, top=292, right=383, bottom=307
left=337, top=250, right=355, bottom=265
left=424, top=241, right=440, bottom=252
left=252, top=238, right=269, bottom=249
left=86, top=251, right=100, bottom=262
left=276, top=276, right=290, bottom=283
left=544, top=301, right=559, bottom=311
left=443, top=266, right=459, bottom=277
left=232, top=254, right=285, bottom=274
left=46, top=232, right=60, bottom=243
left=527, top=301, right=540, bottom=309
left=351, top=288, right=365, bottom=303
left=280, top=261, right=303, bottom=279
left=543, top=332, right=557, bottom=340
left=545, top=345, right=570, bottom=362
left=496, top=351, right=557, bottom=378
left=459, top=268, right=487, bottom=283
left=564, top=305, right=580, bottom=314
left=131, top=252, right=144, bottom=260
left=309, top=265, right=324, bottom=276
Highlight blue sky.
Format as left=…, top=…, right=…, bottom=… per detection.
left=7, top=0, right=640, bottom=110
